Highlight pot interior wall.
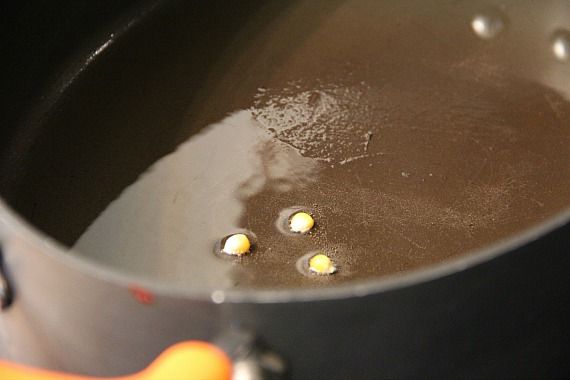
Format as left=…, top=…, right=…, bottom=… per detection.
left=1, top=0, right=570, bottom=290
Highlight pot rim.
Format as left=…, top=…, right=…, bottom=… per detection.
left=1, top=197, right=569, bottom=304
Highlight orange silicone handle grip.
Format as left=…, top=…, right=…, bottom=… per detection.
left=0, top=341, right=232, bottom=380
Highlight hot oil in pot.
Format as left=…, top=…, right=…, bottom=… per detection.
left=72, top=0, right=570, bottom=289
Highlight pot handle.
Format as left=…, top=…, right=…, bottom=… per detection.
left=0, top=341, right=232, bottom=380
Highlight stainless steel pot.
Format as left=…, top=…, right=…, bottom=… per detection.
left=1, top=1, right=570, bottom=378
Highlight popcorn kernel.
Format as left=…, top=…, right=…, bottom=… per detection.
left=309, top=253, right=336, bottom=275
left=290, top=212, right=315, bottom=233
left=222, top=234, right=251, bottom=256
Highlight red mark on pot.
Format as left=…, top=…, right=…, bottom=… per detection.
left=129, top=285, right=154, bottom=305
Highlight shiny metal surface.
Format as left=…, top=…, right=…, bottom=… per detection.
left=0, top=253, right=11, bottom=310
left=1, top=0, right=570, bottom=378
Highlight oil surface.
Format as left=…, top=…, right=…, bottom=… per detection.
left=67, top=1, right=570, bottom=289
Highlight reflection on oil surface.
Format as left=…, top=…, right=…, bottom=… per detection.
left=75, top=73, right=570, bottom=289
left=66, top=0, right=570, bottom=289
left=74, top=111, right=319, bottom=288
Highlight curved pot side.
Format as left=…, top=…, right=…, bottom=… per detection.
left=0, top=213, right=569, bottom=379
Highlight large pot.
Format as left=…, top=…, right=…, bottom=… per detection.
left=1, top=0, right=570, bottom=379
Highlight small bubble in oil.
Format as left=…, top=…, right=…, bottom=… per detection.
left=471, top=11, right=505, bottom=40
left=552, top=30, right=570, bottom=62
